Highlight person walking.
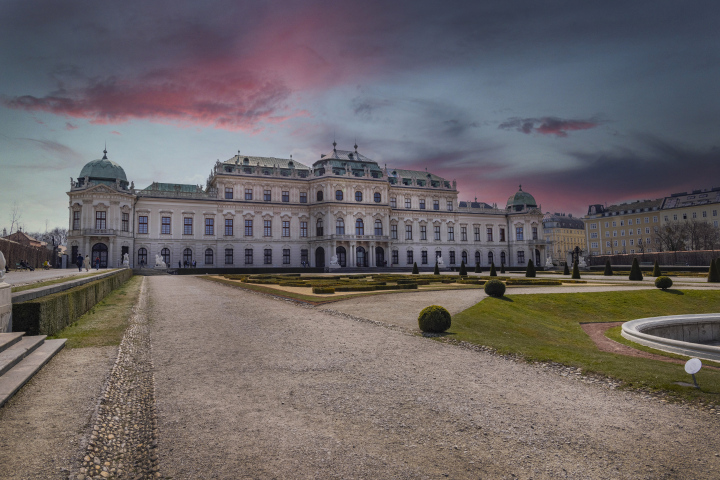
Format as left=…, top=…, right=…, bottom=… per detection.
left=85, top=255, right=90, bottom=272
left=95, top=256, right=100, bottom=270
left=77, top=254, right=83, bottom=272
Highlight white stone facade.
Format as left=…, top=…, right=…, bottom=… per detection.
left=67, top=147, right=548, bottom=269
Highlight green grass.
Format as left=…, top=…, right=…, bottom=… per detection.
left=48, top=275, right=142, bottom=348
left=11, top=270, right=112, bottom=293
left=449, top=289, right=720, bottom=401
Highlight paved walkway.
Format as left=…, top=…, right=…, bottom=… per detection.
left=2, top=268, right=110, bottom=286
left=148, top=276, right=720, bottom=479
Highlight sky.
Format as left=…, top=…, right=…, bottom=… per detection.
left=2, top=0, right=720, bottom=234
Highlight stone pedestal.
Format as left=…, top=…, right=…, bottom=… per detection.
left=0, top=282, right=11, bottom=333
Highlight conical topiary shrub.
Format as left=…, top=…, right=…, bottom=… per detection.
left=489, top=261, right=497, bottom=277
left=571, top=260, right=581, bottom=279
left=459, top=260, right=467, bottom=276
left=708, top=259, right=720, bottom=283
left=652, top=260, right=661, bottom=277
left=563, top=263, right=570, bottom=275
left=412, top=262, right=419, bottom=275
left=629, top=258, right=643, bottom=281
left=525, top=259, right=536, bottom=278
left=500, top=262, right=506, bottom=274
left=475, top=261, right=482, bottom=274
left=603, top=260, right=613, bottom=276
left=434, top=262, right=440, bottom=275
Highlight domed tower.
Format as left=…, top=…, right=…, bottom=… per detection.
left=75, top=148, right=129, bottom=190
left=506, top=185, right=538, bottom=212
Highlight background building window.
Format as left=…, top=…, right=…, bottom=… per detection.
left=282, top=191, right=290, bottom=202
left=461, top=227, right=467, bottom=241
left=283, top=249, right=290, bottom=264
left=73, top=211, right=81, bottom=230
left=336, top=218, right=345, bottom=235
left=532, top=227, right=538, bottom=240
left=422, top=250, right=428, bottom=264
left=121, top=213, right=129, bottom=232
left=204, top=248, right=214, bottom=265
left=225, top=187, right=233, bottom=199
left=205, top=218, right=214, bottom=235
left=433, top=200, right=439, bottom=210
left=96, top=211, right=106, bottom=230
left=300, top=192, right=307, bottom=203
left=391, top=224, right=397, bottom=239
left=245, top=248, right=253, bottom=264
left=449, top=251, right=455, bottom=264
left=405, top=198, right=411, bottom=208
left=161, top=216, right=171, bottom=234
left=516, top=227, right=524, bottom=241
left=356, top=218, right=364, bottom=235
left=245, top=219, right=253, bottom=236
left=316, top=219, right=323, bottom=236
left=264, top=220, right=272, bottom=237
left=225, top=248, right=233, bottom=264
left=317, top=190, right=323, bottom=201
left=336, top=190, right=343, bottom=201
left=138, top=215, right=148, bottom=234
left=161, top=248, right=170, bottom=265
left=137, top=247, right=147, bottom=265
left=392, top=250, right=399, bottom=264
left=225, top=219, right=233, bottom=236
left=390, top=197, right=397, bottom=208
left=448, top=227, right=454, bottom=241
left=447, top=201, right=453, bottom=211
left=499, top=228, right=505, bottom=242
left=517, top=250, right=525, bottom=264
left=282, top=221, right=290, bottom=237
left=475, top=251, right=481, bottom=265
left=183, top=248, right=192, bottom=265
left=374, top=220, right=383, bottom=236
left=419, top=199, right=425, bottom=209
left=500, top=251, right=506, bottom=265
left=183, top=218, right=192, bottom=235
left=420, top=225, right=427, bottom=240
left=405, top=224, right=412, bottom=240
left=355, top=191, right=363, bottom=202
left=474, top=227, right=480, bottom=241
left=374, top=192, right=381, bottom=203
left=264, top=190, right=271, bottom=201
left=434, top=226, right=441, bottom=240
left=301, top=249, right=308, bottom=264
left=264, top=248, right=272, bottom=264
left=406, top=250, right=414, bottom=265
left=461, top=251, right=467, bottom=264
left=300, top=221, right=307, bottom=237
left=488, top=251, right=494, bottom=264
left=245, top=188, right=253, bottom=200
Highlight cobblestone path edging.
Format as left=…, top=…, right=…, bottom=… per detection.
left=70, top=277, right=160, bottom=480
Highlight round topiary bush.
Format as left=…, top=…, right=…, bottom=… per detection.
left=655, top=276, right=673, bottom=290
left=484, top=279, right=506, bottom=297
left=418, top=305, right=451, bottom=333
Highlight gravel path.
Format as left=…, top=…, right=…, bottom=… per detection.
left=149, top=276, right=720, bottom=479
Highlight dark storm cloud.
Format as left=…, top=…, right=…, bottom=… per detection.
left=499, top=117, right=599, bottom=137
left=2, top=0, right=717, bottom=129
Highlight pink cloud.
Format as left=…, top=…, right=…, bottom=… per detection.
left=110, top=130, right=121, bottom=135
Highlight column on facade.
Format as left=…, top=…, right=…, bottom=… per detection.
left=109, top=240, right=114, bottom=268
left=349, top=243, right=356, bottom=267
left=369, top=243, right=375, bottom=268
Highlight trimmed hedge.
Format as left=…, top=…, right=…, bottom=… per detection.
left=603, top=261, right=613, bottom=276
left=312, top=286, right=335, bottom=294
left=525, top=259, right=536, bottom=278
left=629, top=258, right=643, bottom=281
left=12, top=269, right=133, bottom=336
left=655, top=276, right=673, bottom=290
left=484, top=279, right=506, bottom=297
left=418, top=305, right=451, bottom=333
left=506, top=279, right=562, bottom=286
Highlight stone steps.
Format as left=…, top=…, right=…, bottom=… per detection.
left=0, top=332, right=66, bottom=407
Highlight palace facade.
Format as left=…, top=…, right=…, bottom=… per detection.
left=67, top=144, right=548, bottom=269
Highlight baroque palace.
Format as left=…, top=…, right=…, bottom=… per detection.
left=67, top=144, right=548, bottom=269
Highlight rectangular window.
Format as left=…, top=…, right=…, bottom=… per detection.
left=282, top=191, right=290, bottom=202
left=245, top=219, right=253, bottom=236
left=245, top=188, right=253, bottom=200
left=703, top=211, right=707, bottom=217
left=591, top=242, right=598, bottom=248
left=654, top=216, right=659, bottom=222
left=184, top=217, right=192, bottom=235
left=264, top=220, right=272, bottom=237
left=645, top=217, right=649, bottom=223
left=419, top=199, right=426, bottom=209
left=628, top=219, right=633, bottom=225
left=161, top=216, right=171, bottom=234
left=300, top=221, right=307, bottom=237
left=605, top=231, right=610, bottom=237
left=225, top=187, right=233, bottom=199
left=474, top=227, right=480, bottom=241
left=138, top=215, right=148, bottom=234
left=613, top=231, right=617, bottom=237
left=434, top=226, right=441, bottom=241
left=692, top=212, right=697, bottom=219
left=499, top=228, right=505, bottom=242
left=448, top=227, right=454, bottom=241
left=449, top=251, right=455, bottom=264
left=95, top=211, right=107, bottom=230
left=224, top=219, right=233, bottom=236
left=486, top=227, right=494, bottom=242
left=621, top=230, right=625, bottom=236
left=606, top=241, right=611, bottom=247
left=614, top=240, right=618, bottom=247
left=622, top=240, right=626, bottom=246
left=532, top=226, right=538, bottom=240
left=447, top=201, right=453, bottom=211
left=620, top=220, right=624, bottom=226
left=664, top=215, right=669, bottom=222
left=517, top=251, right=525, bottom=264
left=245, top=248, right=253, bottom=264
left=630, top=239, right=634, bottom=246
left=422, top=250, right=428, bottom=264
left=282, top=220, right=290, bottom=237
left=391, top=224, right=398, bottom=239
left=405, top=225, right=413, bottom=240
left=516, top=227, right=523, bottom=241
left=392, top=250, right=399, bottom=264
left=264, top=190, right=271, bottom=202
left=225, top=248, right=233, bottom=265
left=407, top=250, right=414, bottom=265
left=301, top=249, right=308, bottom=264
left=590, top=232, right=598, bottom=238
left=300, top=192, right=307, bottom=203
left=420, top=225, right=427, bottom=240
left=121, top=213, right=129, bottom=232
left=205, top=218, right=214, bottom=235
left=283, top=249, right=290, bottom=264
left=390, top=197, right=397, bottom=208
left=405, top=198, right=411, bottom=209
left=264, top=249, right=272, bottom=264
left=714, top=210, right=718, bottom=217
left=612, top=221, right=617, bottom=227
left=433, top=200, right=439, bottom=210
left=590, top=223, right=597, bottom=229
left=461, top=227, right=467, bottom=241
left=73, top=211, right=81, bottom=230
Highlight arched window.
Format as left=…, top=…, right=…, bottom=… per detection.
left=336, top=190, right=344, bottom=201
left=500, top=251, right=506, bottom=265
left=316, top=218, right=324, bottom=236
left=488, top=251, right=494, bottom=265
left=317, top=190, right=324, bottom=201
left=475, top=251, right=481, bottom=265
left=336, top=218, right=345, bottom=235
left=183, top=248, right=192, bottom=266
left=137, top=248, right=147, bottom=266
left=161, top=248, right=170, bottom=265
left=205, top=248, right=214, bottom=265
left=374, top=219, right=383, bottom=236
left=374, top=192, right=381, bottom=203
left=355, top=191, right=363, bottom=202
left=356, top=218, right=364, bottom=235
left=461, top=251, right=468, bottom=265
left=356, top=246, right=366, bottom=267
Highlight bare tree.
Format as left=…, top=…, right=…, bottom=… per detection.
left=654, top=222, right=688, bottom=252
left=8, top=202, right=21, bottom=235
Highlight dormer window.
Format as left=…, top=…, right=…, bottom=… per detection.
left=243, top=158, right=249, bottom=164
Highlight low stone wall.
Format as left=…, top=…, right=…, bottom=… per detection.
left=622, top=314, right=720, bottom=362
left=11, top=269, right=133, bottom=336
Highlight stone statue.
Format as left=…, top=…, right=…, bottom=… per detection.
left=545, top=256, right=554, bottom=268
left=154, top=254, right=167, bottom=269
left=578, top=256, right=587, bottom=268
left=0, top=251, right=5, bottom=281
left=436, top=255, right=445, bottom=267
left=328, top=254, right=340, bottom=269
left=122, top=253, right=130, bottom=267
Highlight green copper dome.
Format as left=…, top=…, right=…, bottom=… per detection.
left=79, top=149, right=127, bottom=184
left=506, top=185, right=537, bottom=212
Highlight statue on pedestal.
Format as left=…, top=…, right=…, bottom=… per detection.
left=436, top=255, right=445, bottom=269
left=545, top=256, right=554, bottom=268
left=122, top=253, right=130, bottom=267
left=0, top=251, right=6, bottom=281
left=154, top=254, right=167, bottom=269
left=328, top=254, right=341, bottom=270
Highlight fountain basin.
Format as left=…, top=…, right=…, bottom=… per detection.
left=621, top=314, right=720, bottom=362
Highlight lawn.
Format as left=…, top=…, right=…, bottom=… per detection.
left=450, top=289, right=720, bottom=401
